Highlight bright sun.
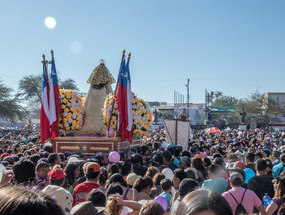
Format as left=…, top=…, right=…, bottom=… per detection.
left=45, top=17, right=56, bottom=29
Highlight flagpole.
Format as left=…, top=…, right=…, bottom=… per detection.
left=42, top=54, right=51, bottom=140
left=113, top=52, right=131, bottom=138
left=51, top=50, right=66, bottom=137
left=106, top=50, right=126, bottom=137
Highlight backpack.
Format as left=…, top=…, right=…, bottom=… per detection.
left=228, top=189, right=248, bottom=215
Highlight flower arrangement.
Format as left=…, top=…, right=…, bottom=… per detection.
left=102, top=92, right=152, bottom=138
left=58, top=89, right=84, bottom=133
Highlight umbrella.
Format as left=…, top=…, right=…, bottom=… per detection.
left=207, top=127, right=220, bottom=133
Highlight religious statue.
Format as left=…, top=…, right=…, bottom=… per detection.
left=180, top=108, right=187, bottom=121
left=76, top=60, right=115, bottom=135
left=240, top=108, right=246, bottom=124
left=154, top=109, right=158, bottom=124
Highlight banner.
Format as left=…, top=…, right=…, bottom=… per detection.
left=174, top=103, right=206, bottom=125
left=164, top=119, right=191, bottom=151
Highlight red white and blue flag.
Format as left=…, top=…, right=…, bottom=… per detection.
left=116, top=59, right=133, bottom=143
left=40, top=63, right=51, bottom=144
left=49, top=54, right=60, bottom=138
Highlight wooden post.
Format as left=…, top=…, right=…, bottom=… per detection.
left=51, top=50, right=66, bottom=136
left=42, top=54, right=51, bottom=140
left=175, top=119, right=178, bottom=146
left=106, top=50, right=126, bottom=137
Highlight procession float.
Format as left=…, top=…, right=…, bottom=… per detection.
left=43, top=50, right=152, bottom=156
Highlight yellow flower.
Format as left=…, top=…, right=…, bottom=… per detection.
left=61, top=105, right=66, bottom=109
left=132, top=98, right=136, bottom=104
left=66, top=94, right=71, bottom=99
left=140, top=121, right=144, bottom=126
left=111, top=95, right=114, bottom=100
left=70, top=99, right=76, bottom=104
left=66, top=116, right=71, bottom=120
left=77, top=109, right=82, bottom=114
left=73, top=111, right=78, bottom=115
left=75, top=125, right=81, bottom=129
left=102, top=108, right=105, bottom=113
left=102, top=119, right=106, bottom=123
left=72, top=120, right=77, bottom=125
left=142, top=109, right=146, bottom=114
left=63, top=118, right=67, bottom=123
left=138, top=130, right=143, bottom=134
left=132, top=110, right=135, bottom=116
left=70, top=107, right=75, bottom=112
left=112, top=116, right=117, bottom=121
left=133, top=129, right=138, bottom=133
left=134, top=120, right=138, bottom=125
left=71, top=126, right=75, bottom=130
left=59, top=89, right=63, bottom=93
left=66, top=126, right=70, bottom=130
left=144, top=121, right=148, bottom=125
left=71, top=93, right=75, bottom=96
left=60, top=124, right=63, bottom=128
left=64, top=108, right=69, bottom=112
left=144, top=125, right=148, bottom=129
left=107, top=103, right=111, bottom=107
left=104, top=125, right=108, bottom=128
left=76, top=116, right=81, bottom=121
left=63, top=98, right=68, bottom=104
left=113, top=109, right=115, bottom=113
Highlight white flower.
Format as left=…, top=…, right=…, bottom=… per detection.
left=63, top=112, right=68, bottom=117
left=59, top=129, right=63, bottom=133
left=68, top=119, right=73, bottom=124
left=65, top=123, right=69, bottom=127
left=114, top=104, right=118, bottom=109
left=72, top=114, right=77, bottom=119
left=66, top=102, right=72, bottom=107
left=136, top=124, right=140, bottom=129
left=61, top=95, right=65, bottom=99
left=132, top=105, right=136, bottom=109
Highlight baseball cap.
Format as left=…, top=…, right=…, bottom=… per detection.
left=234, top=161, right=246, bottom=169
left=42, top=185, right=73, bottom=213
left=195, top=153, right=203, bottom=159
left=230, top=172, right=244, bottom=182
left=167, top=143, right=175, bottom=148
left=127, top=172, right=139, bottom=186
left=70, top=201, right=104, bottom=215
left=86, top=162, right=100, bottom=173
left=48, top=169, right=66, bottom=180
left=1, top=153, right=10, bottom=159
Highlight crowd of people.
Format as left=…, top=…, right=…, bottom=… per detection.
left=1, top=126, right=285, bottom=215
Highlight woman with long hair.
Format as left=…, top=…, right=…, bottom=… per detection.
left=266, top=172, right=285, bottom=215
left=64, top=162, right=81, bottom=193
left=109, top=173, right=139, bottom=201
left=192, top=157, right=208, bottom=184
left=133, top=177, right=153, bottom=200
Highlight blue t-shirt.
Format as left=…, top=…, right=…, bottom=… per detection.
left=159, top=192, right=173, bottom=208
left=272, top=163, right=285, bottom=178
left=202, top=178, right=228, bottom=194
left=173, top=158, right=180, bottom=168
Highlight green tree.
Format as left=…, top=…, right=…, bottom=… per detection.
left=59, top=78, right=79, bottom=91
left=17, top=74, right=42, bottom=104
left=211, top=95, right=238, bottom=106
left=0, top=80, right=26, bottom=120
left=236, top=91, right=282, bottom=125
left=17, top=75, right=79, bottom=110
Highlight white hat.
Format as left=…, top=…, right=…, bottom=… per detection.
left=42, top=185, right=73, bottom=213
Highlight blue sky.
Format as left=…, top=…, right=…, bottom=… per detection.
left=0, top=1, right=284, bottom=104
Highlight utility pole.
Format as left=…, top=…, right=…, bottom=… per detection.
left=186, top=79, right=190, bottom=117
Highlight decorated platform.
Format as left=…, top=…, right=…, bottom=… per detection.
left=52, top=137, right=141, bottom=155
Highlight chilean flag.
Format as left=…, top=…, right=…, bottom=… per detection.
left=40, top=63, right=51, bottom=144
left=49, top=54, right=60, bottom=138
left=117, top=59, right=133, bottom=143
